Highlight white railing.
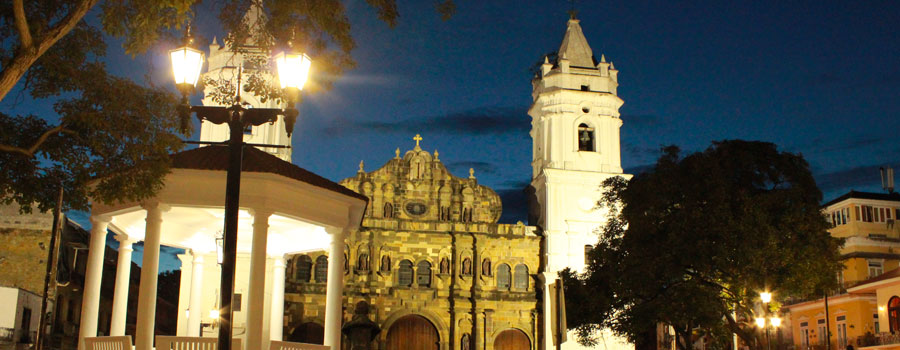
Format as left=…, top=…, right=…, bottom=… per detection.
left=269, top=340, right=330, bottom=350
left=155, top=336, right=243, bottom=350
left=84, top=336, right=133, bottom=350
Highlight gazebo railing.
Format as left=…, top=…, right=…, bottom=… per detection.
left=269, top=340, right=330, bottom=350
left=155, top=336, right=243, bottom=350
left=83, top=336, right=133, bottom=350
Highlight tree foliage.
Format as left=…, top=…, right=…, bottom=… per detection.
left=566, top=140, right=843, bottom=350
left=0, top=0, right=454, bottom=213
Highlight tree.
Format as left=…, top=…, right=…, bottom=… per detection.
left=565, top=140, right=843, bottom=350
left=0, top=0, right=454, bottom=213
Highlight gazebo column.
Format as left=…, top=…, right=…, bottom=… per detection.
left=247, top=210, right=272, bottom=350
left=187, top=252, right=206, bottom=336
left=110, top=234, right=135, bottom=336
left=269, top=256, right=286, bottom=341
left=324, top=227, right=348, bottom=350
left=135, top=202, right=167, bottom=350
left=77, top=215, right=110, bottom=350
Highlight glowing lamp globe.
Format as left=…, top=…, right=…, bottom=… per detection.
left=755, top=317, right=766, bottom=328
left=760, top=291, right=772, bottom=303
left=770, top=317, right=782, bottom=328
left=274, top=51, right=312, bottom=91
left=170, top=46, right=205, bottom=91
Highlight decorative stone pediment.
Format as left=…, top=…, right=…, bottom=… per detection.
left=340, top=135, right=502, bottom=223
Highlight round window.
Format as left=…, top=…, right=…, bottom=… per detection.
left=404, top=201, right=428, bottom=216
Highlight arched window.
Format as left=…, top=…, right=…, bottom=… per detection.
left=314, top=255, right=328, bottom=283
left=514, top=264, right=529, bottom=290
left=417, top=261, right=432, bottom=287
left=497, top=264, right=511, bottom=290
left=398, top=260, right=413, bottom=286
left=578, top=123, right=595, bottom=152
left=383, top=203, right=393, bottom=218
left=295, top=255, right=312, bottom=282
left=890, top=296, right=900, bottom=332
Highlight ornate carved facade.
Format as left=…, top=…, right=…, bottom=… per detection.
left=283, top=137, right=540, bottom=350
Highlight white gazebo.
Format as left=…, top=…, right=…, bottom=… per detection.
left=77, top=146, right=367, bottom=350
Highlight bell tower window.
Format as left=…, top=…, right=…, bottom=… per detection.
left=578, top=123, right=595, bottom=152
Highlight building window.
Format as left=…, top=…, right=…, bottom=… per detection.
left=890, top=296, right=900, bottom=332
left=584, top=245, right=593, bottom=265
left=296, top=255, right=312, bottom=282
left=497, top=264, right=511, bottom=290
left=869, top=260, right=884, bottom=278
left=818, top=319, right=827, bottom=346
left=800, top=322, right=809, bottom=348
left=416, top=261, right=432, bottom=287
left=578, top=123, right=595, bottom=152
left=514, top=264, right=529, bottom=290
left=314, top=255, right=328, bottom=283
left=875, top=313, right=880, bottom=333
left=398, top=260, right=413, bottom=286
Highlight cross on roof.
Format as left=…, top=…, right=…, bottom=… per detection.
left=413, top=134, right=423, bottom=148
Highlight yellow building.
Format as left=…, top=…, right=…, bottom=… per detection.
left=786, top=191, right=900, bottom=350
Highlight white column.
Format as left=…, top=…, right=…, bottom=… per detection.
left=175, top=254, right=192, bottom=336
left=77, top=215, right=110, bottom=350
left=135, top=202, right=165, bottom=350
left=187, top=252, right=206, bottom=336
left=323, top=227, right=347, bottom=350
left=246, top=210, right=272, bottom=350
left=269, top=256, right=286, bottom=342
left=110, top=234, right=135, bottom=336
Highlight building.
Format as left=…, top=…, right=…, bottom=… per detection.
left=786, top=191, right=900, bottom=350
left=278, top=16, right=633, bottom=350
left=284, top=138, right=541, bottom=350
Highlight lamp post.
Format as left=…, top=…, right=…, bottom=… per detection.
left=757, top=291, right=776, bottom=350
left=170, top=26, right=311, bottom=350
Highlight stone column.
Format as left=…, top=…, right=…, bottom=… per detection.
left=110, top=234, right=135, bottom=336
left=77, top=215, right=110, bottom=350
left=324, top=227, right=348, bottom=350
left=135, top=202, right=166, bottom=350
left=187, top=252, right=206, bottom=336
left=269, top=256, right=286, bottom=341
left=246, top=210, right=272, bottom=350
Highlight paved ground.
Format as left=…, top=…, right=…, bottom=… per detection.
left=0, top=343, right=33, bottom=350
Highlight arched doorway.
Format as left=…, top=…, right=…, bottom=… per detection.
left=385, top=314, right=439, bottom=350
left=494, top=329, right=530, bottom=350
left=890, top=296, right=900, bottom=332
left=288, top=322, right=324, bottom=345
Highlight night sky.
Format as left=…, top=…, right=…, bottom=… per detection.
left=12, top=1, right=900, bottom=270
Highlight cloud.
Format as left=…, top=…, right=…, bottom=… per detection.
left=494, top=178, right=532, bottom=224
left=622, top=114, right=662, bottom=128
left=323, top=105, right=529, bottom=137
left=445, top=161, right=498, bottom=176
left=624, top=142, right=663, bottom=159
left=806, top=136, right=888, bottom=154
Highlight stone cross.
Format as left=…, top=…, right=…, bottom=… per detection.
left=413, top=134, right=423, bottom=148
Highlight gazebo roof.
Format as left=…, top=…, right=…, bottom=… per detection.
left=171, top=145, right=368, bottom=202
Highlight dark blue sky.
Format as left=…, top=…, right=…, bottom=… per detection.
left=283, top=0, right=900, bottom=223
left=15, top=1, right=900, bottom=261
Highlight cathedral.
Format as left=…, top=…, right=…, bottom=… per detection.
left=278, top=17, right=633, bottom=350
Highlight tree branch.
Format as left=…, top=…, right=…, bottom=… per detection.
left=0, top=0, right=100, bottom=101
left=12, top=0, right=32, bottom=49
left=0, top=124, right=72, bottom=157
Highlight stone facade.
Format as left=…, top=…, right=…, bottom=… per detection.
left=284, top=139, right=541, bottom=350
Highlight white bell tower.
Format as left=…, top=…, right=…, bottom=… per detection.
left=530, top=17, right=632, bottom=350
left=198, top=5, right=293, bottom=162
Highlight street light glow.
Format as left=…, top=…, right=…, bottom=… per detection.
left=755, top=317, right=766, bottom=328
left=209, top=309, right=220, bottom=320
left=170, top=46, right=205, bottom=87
left=770, top=317, right=782, bottom=328
left=274, top=51, right=312, bottom=91
left=760, top=291, right=772, bottom=303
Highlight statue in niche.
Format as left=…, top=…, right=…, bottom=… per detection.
left=482, top=258, right=492, bottom=276
left=344, top=253, right=349, bottom=273
left=358, top=253, right=369, bottom=271
left=440, top=257, right=450, bottom=274
left=461, top=333, right=471, bottom=350
left=381, top=255, right=391, bottom=272
left=341, top=301, right=381, bottom=350
left=461, top=258, right=472, bottom=275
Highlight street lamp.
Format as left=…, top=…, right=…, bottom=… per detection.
left=760, top=291, right=772, bottom=304
left=169, top=27, right=310, bottom=350
left=757, top=291, right=776, bottom=350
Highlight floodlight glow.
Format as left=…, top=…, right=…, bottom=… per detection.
left=770, top=317, right=782, bottom=328
left=755, top=317, right=766, bottom=328
left=209, top=309, right=220, bottom=319
left=760, top=291, right=772, bottom=303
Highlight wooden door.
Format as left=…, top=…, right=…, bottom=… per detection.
left=385, top=315, right=439, bottom=350
left=494, top=329, right=530, bottom=350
